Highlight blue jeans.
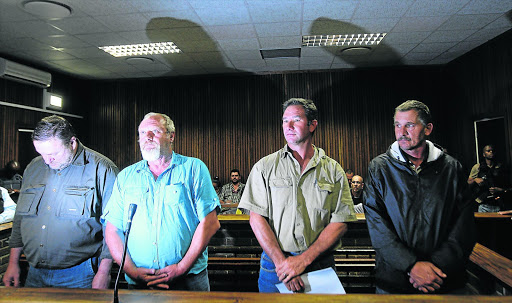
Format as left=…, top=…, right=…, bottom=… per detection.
left=128, top=268, right=210, bottom=291
left=25, top=258, right=95, bottom=288
left=258, top=250, right=335, bottom=293
left=478, top=204, right=500, bottom=213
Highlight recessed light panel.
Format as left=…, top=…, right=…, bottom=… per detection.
left=302, top=33, right=386, bottom=47
left=99, top=42, right=181, bottom=57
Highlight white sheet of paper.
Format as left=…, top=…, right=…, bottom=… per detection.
left=275, top=267, right=346, bottom=294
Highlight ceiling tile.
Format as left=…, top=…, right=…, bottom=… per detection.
left=303, top=0, right=358, bottom=21
left=458, top=0, right=512, bottom=14
left=353, top=0, right=415, bottom=19
left=393, top=16, right=450, bottom=32
left=254, top=22, right=301, bottom=37
left=423, top=29, right=476, bottom=43
left=405, top=0, right=470, bottom=17
left=206, top=24, right=257, bottom=40
left=50, top=17, right=112, bottom=35
left=247, top=1, right=302, bottom=23
left=195, top=6, right=251, bottom=26
left=95, top=13, right=150, bottom=32
left=437, top=14, right=502, bottom=31
left=259, top=36, right=301, bottom=49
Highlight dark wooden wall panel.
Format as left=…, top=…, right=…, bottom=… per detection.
left=81, top=68, right=447, bottom=184
left=441, top=29, right=512, bottom=171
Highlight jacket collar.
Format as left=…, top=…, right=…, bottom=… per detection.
left=389, top=140, right=443, bottom=164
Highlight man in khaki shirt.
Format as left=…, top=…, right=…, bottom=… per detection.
left=239, top=98, right=356, bottom=293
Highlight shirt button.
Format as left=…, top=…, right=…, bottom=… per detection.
left=40, top=244, right=44, bottom=247
left=153, top=242, right=157, bottom=245
left=154, top=260, right=157, bottom=263
left=58, top=173, right=61, bottom=176
left=42, top=225, right=46, bottom=229
left=52, top=188, right=56, bottom=192
left=47, top=206, right=51, bottom=210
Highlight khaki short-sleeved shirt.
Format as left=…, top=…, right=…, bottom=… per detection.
left=239, top=145, right=356, bottom=252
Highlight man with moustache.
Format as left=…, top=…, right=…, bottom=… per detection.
left=219, top=169, right=245, bottom=214
left=239, top=98, right=356, bottom=293
left=3, top=115, right=118, bottom=289
left=103, top=112, right=220, bottom=290
left=364, top=100, right=476, bottom=294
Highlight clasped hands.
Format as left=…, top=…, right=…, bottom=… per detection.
left=408, top=261, right=447, bottom=293
left=275, top=255, right=308, bottom=292
left=130, top=263, right=184, bottom=289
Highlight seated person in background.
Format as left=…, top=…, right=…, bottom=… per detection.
left=0, top=186, right=16, bottom=224
left=219, top=169, right=245, bottom=214
left=212, top=176, right=222, bottom=198
left=468, top=144, right=509, bottom=212
left=345, top=169, right=354, bottom=184
left=350, top=175, right=365, bottom=213
left=0, top=160, right=23, bottom=201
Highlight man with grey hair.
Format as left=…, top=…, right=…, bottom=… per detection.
left=103, top=112, right=220, bottom=290
left=3, top=115, right=118, bottom=289
left=365, top=100, right=476, bottom=294
left=240, top=98, right=356, bottom=293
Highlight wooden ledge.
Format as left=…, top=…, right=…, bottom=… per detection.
left=470, top=243, right=512, bottom=288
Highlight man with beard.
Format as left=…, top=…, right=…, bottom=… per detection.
left=364, top=100, right=476, bottom=294
left=239, top=98, right=356, bottom=293
left=468, top=144, right=509, bottom=212
left=219, top=169, right=245, bottom=214
left=103, top=112, right=220, bottom=290
left=3, top=115, right=118, bottom=289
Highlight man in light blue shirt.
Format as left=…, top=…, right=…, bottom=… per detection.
left=102, top=112, right=220, bottom=290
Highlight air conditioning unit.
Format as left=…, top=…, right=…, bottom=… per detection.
left=0, top=58, right=52, bottom=88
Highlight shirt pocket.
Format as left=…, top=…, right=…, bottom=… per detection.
left=164, top=183, right=186, bottom=206
left=311, top=180, right=335, bottom=230
left=269, top=177, right=293, bottom=206
left=17, top=185, right=46, bottom=216
left=57, top=186, right=95, bottom=218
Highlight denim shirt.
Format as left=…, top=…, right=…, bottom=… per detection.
left=102, top=152, right=220, bottom=284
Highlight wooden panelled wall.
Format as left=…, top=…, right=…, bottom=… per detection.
left=1, top=28, right=511, bottom=182
left=83, top=67, right=445, bottom=182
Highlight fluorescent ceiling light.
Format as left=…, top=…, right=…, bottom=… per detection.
left=99, top=42, right=181, bottom=57
left=302, top=33, right=386, bottom=47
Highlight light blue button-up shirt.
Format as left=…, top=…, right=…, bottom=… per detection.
left=102, top=152, right=220, bottom=284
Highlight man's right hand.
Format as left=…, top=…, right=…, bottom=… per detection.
left=2, top=263, right=20, bottom=287
left=126, top=267, right=165, bottom=284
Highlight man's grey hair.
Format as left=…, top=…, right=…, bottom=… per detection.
left=32, top=115, right=76, bottom=144
left=143, top=112, right=175, bottom=133
left=282, top=98, right=318, bottom=124
left=394, top=100, right=432, bottom=126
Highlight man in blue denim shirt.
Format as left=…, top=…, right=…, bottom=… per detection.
left=103, top=112, right=220, bottom=290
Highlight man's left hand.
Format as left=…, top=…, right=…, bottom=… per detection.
left=146, top=264, right=184, bottom=289
left=276, top=255, right=307, bottom=283
left=284, top=276, right=305, bottom=292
